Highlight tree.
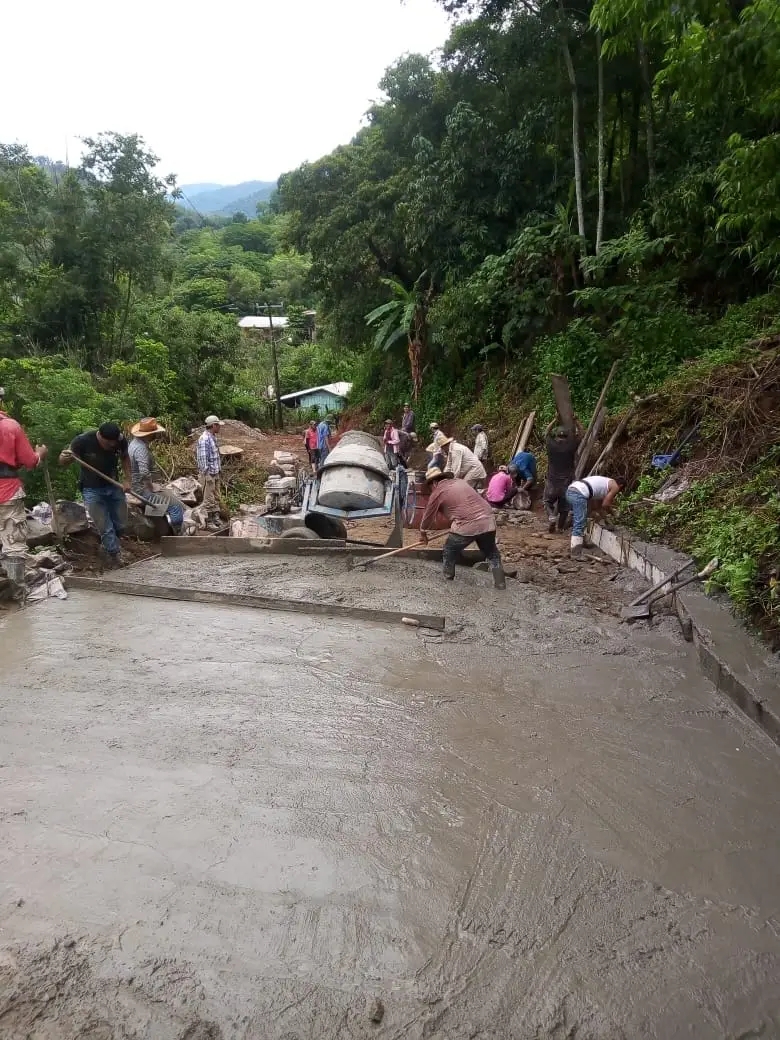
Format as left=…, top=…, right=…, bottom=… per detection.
left=365, top=274, right=433, bottom=400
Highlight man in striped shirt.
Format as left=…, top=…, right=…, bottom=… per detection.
left=197, top=415, right=223, bottom=529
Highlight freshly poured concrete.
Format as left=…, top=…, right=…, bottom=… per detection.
left=1, top=567, right=780, bottom=1038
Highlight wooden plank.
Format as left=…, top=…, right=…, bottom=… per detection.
left=161, top=536, right=486, bottom=563
left=574, top=360, right=619, bottom=475
left=550, top=374, right=575, bottom=433
left=66, top=576, right=447, bottom=631
left=516, top=410, right=536, bottom=454
left=509, top=416, right=526, bottom=460
left=162, top=537, right=346, bottom=556
left=588, top=405, right=637, bottom=475
left=574, top=405, right=605, bottom=479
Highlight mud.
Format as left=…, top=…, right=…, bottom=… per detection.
left=2, top=565, right=780, bottom=1038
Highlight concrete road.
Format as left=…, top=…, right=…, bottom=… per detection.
left=1, top=580, right=780, bottom=1039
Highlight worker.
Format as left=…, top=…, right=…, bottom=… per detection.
left=316, top=415, right=332, bottom=464
left=471, top=424, right=489, bottom=465
left=196, top=415, right=224, bottom=530
left=0, top=408, right=47, bottom=557
left=419, top=466, right=506, bottom=589
left=565, top=474, right=626, bottom=558
left=485, top=465, right=520, bottom=508
left=397, top=428, right=416, bottom=467
left=544, top=419, right=583, bottom=532
left=428, top=422, right=447, bottom=449
left=304, top=420, right=319, bottom=473
left=61, top=422, right=131, bottom=566
left=402, top=402, right=416, bottom=434
left=129, top=417, right=184, bottom=535
left=438, top=436, right=487, bottom=489
left=509, top=449, right=537, bottom=491
left=383, top=419, right=401, bottom=469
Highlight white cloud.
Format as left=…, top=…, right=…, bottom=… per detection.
left=1, top=0, right=451, bottom=184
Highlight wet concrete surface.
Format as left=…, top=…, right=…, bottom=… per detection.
left=2, top=559, right=780, bottom=1038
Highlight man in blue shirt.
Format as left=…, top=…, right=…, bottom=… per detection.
left=316, top=417, right=332, bottom=464
left=509, top=450, right=537, bottom=491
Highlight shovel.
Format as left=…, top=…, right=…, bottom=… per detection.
left=621, top=557, right=719, bottom=621
left=70, top=453, right=168, bottom=513
left=349, top=529, right=448, bottom=570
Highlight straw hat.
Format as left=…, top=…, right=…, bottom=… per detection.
left=425, top=466, right=454, bottom=483
left=131, top=417, right=166, bottom=437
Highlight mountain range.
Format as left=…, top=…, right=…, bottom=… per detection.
left=177, top=180, right=277, bottom=217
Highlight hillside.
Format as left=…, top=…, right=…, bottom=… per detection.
left=178, top=179, right=277, bottom=216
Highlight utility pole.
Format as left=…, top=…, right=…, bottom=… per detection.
left=265, top=302, right=284, bottom=430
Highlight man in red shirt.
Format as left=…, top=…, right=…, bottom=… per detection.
left=304, top=421, right=320, bottom=473
left=419, top=466, right=506, bottom=588
left=0, top=409, right=48, bottom=555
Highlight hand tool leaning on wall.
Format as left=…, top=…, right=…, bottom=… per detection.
left=621, top=557, right=719, bottom=621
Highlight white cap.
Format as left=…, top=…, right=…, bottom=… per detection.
left=204, top=415, right=224, bottom=427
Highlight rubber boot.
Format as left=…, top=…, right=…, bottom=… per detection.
left=547, top=514, right=557, bottom=534
left=570, top=535, right=584, bottom=560
left=442, top=558, right=456, bottom=581
left=492, top=565, right=506, bottom=590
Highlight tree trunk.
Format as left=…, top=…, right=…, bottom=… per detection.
left=596, top=30, right=606, bottom=255
left=594, top=31, right=607, bottom=255
left=407, top=337, right=422, bottom=402
left=638, top=39, right=656, bottom=183
left=116, top=272, right=133, bottom=359
left=558, top=0, right=586, bottom=243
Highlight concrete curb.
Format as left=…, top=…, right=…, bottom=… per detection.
left=589, top=522, right=780, bottom=745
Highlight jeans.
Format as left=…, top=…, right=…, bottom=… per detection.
left=82, top=485, right=127, bottom=557
left=565, top=488, right=589, bottom=537
left=385, top=449, right=399, bottom=470
left=443, top=530, right=502, bottom=572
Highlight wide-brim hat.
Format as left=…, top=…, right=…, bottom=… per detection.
left=131, top=417, right=166, bottom=437
left=204, top=415, right=224, bottom=427
left=438, top=435, right=454, bottom=447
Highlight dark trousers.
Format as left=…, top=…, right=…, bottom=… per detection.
left=443, top=530, right=502, bottom=571
left=544, top=480, right=570, bottom=525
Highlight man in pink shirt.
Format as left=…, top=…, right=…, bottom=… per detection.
left=419, top=466, right=506, bottom=588
left=485, top=465, right=519, bottom=508
left=382, top=419, right=401, bottom=469
left=0, top=409, right=48, bottom=555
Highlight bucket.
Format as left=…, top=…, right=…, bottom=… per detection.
left=405, top=480, right=450, bottom=531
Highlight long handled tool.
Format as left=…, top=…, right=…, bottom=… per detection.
left=41, top=461, right=62, bottom=541
left=70, top=453, right=168, bottom=512
left=621, top=557, right=719, bottom=621
left=350, top=529, right=449, bottom=570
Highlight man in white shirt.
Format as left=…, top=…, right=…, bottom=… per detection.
left=438, top=437, right=487, bottom=489
left=471, top=424, right=489, bottom=464
left=565, top=475, right=626, bottom=558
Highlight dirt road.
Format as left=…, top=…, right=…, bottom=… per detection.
left=2, top=556, right=780, bottom=1038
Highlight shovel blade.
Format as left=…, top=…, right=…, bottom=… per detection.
left=621, top=603, right=651, bottom=621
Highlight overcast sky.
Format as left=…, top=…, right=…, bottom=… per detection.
left=2, top=0, right=451, bottom=186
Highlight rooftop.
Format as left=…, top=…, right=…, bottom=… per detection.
left=238, top=315, right=290, bottom=330
left=279, top=382, right=353, bottom=402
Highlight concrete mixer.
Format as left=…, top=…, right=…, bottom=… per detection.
left=254, top=431, right=409, bottom=547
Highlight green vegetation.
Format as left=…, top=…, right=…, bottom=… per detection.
left=1, top=0, right=778, bottom=638
left=0, top=133, right=315, bottom=502
left=273, top=0, right=779, bottom=640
